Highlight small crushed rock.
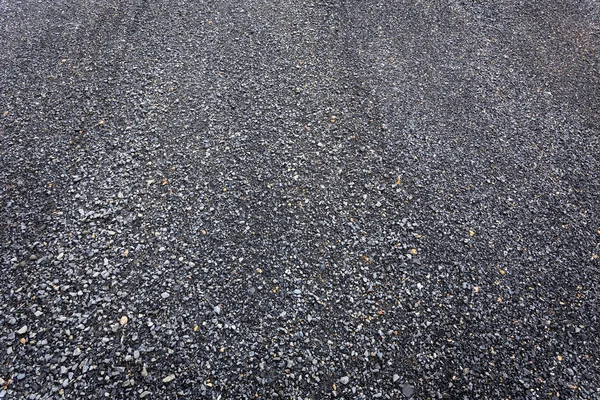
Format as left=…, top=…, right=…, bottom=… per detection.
left=1, top=0, right=599, bottom=399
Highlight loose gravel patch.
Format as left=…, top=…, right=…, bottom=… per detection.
left=1, top=0, right=599, bottom=398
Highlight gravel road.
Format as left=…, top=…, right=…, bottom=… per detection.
left=1, top=0, right=600, bottom=398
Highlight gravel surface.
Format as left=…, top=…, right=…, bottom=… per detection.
left=2, top=0, right=600, bottom=398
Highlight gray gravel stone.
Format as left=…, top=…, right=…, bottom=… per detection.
left=402, top=384, right=415, bottom=398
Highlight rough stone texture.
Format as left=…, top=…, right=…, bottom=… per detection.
left=1, top=0, right=599, bottom=398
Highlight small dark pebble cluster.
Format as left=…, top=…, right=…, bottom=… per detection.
left=1, top=0, right=599, bottom=398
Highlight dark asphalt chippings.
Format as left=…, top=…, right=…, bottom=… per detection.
left=1, top=0, right=600, bottom=398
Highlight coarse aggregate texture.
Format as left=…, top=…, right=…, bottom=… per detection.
left=1, top=0, right=600, bottom=399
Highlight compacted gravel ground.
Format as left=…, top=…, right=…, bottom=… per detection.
left=1, top=0, right=600, bottom=398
